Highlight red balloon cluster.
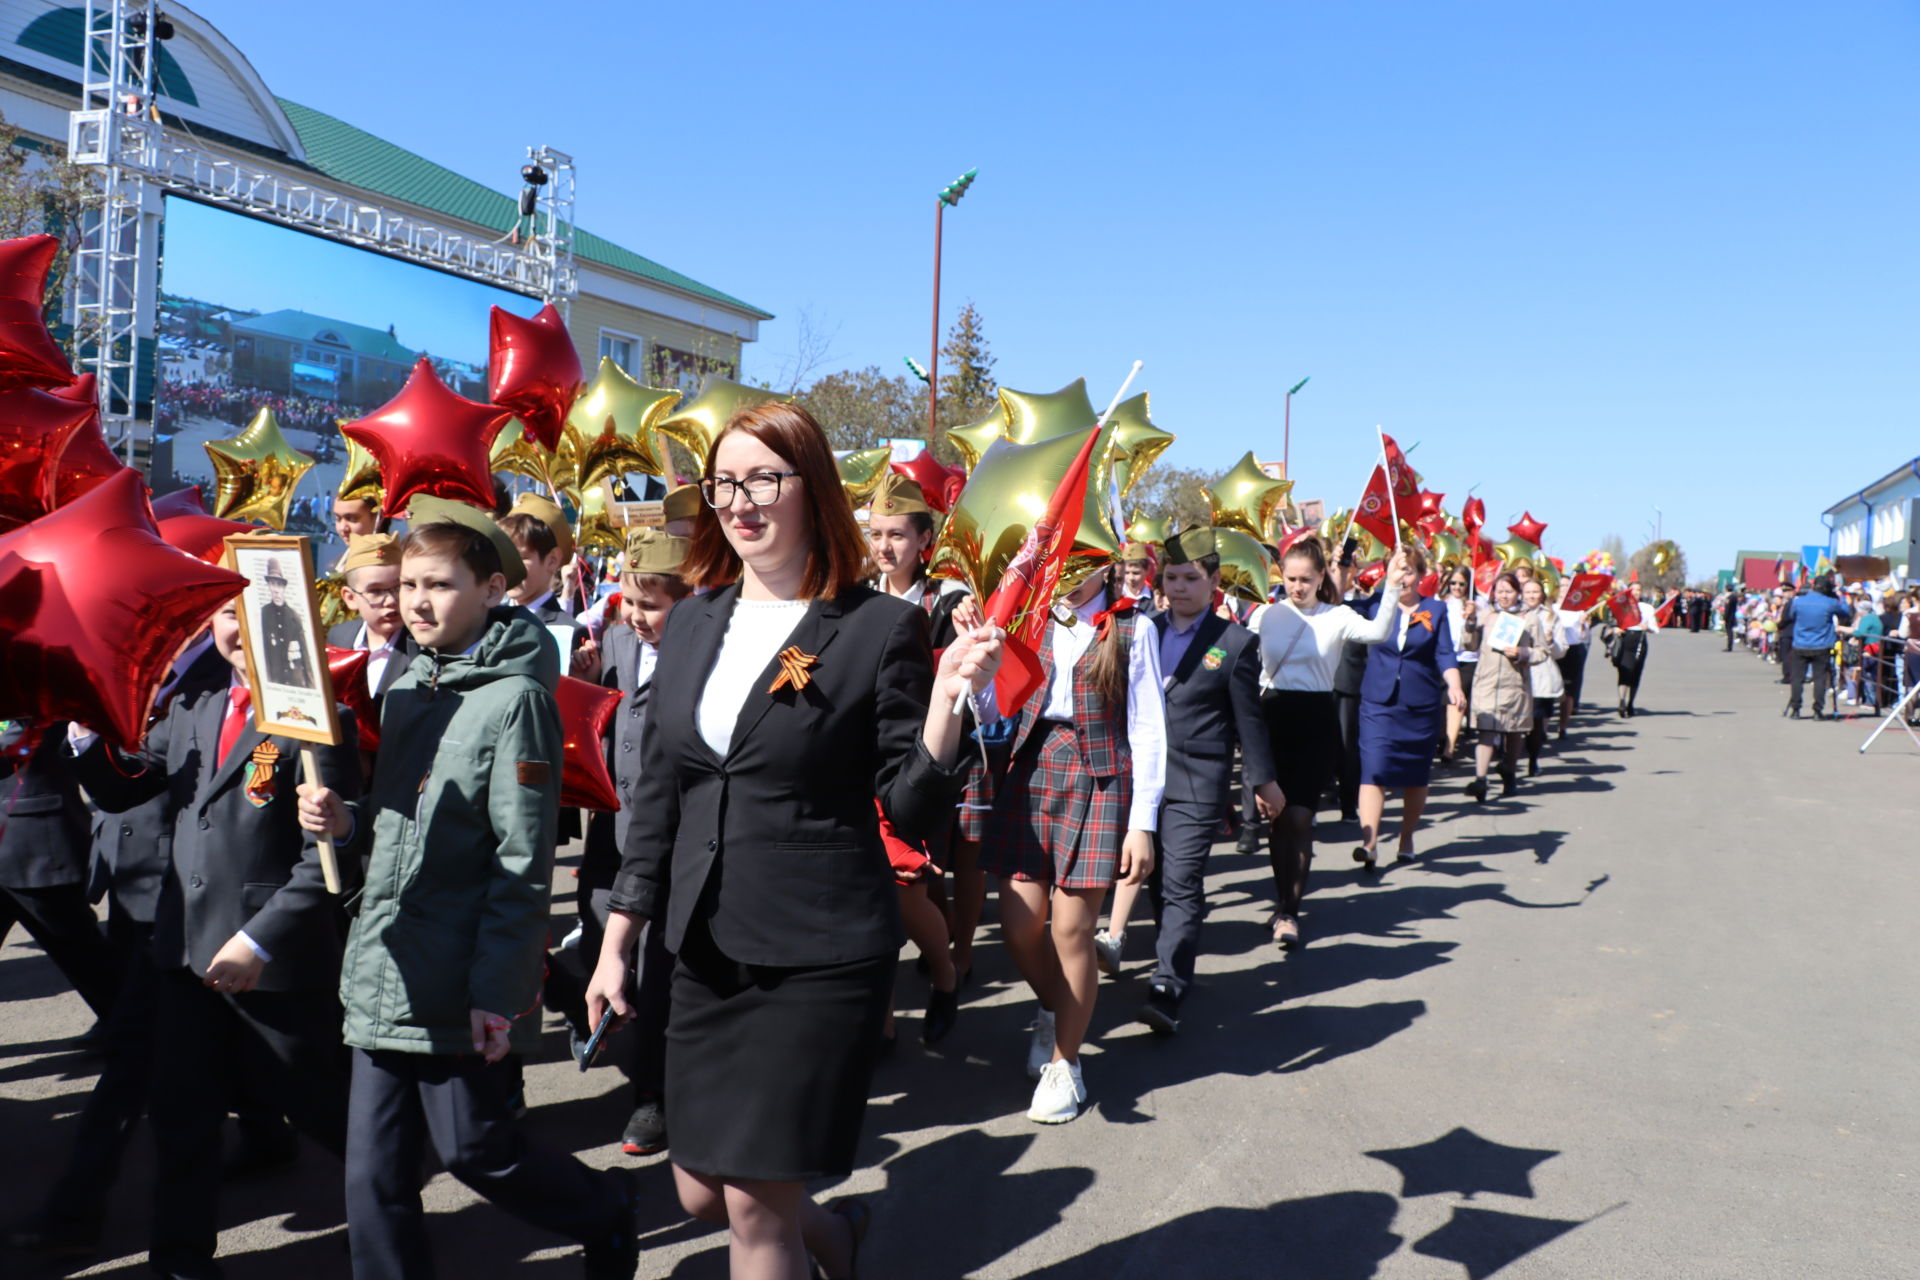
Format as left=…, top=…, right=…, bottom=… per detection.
left=343, top=357, right=512, bottom=516
left=0, top=235, right=76, bottom=392
left=158, top=511, right=256, bottom=563
left=487, top=304, right=582, bottom=452
left=0, top=469, right=247, bottom=750
left=556, top=675, right=620, bottom=811
left=150, top=485, right=208, bottom=518
left=890, top=452, right=966, bottom=514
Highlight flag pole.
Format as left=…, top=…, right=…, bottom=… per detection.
left=1375, top=424, right=1401, bottom=546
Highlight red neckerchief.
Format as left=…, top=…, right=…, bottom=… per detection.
left=1088, top=595, right=1137, bottom=639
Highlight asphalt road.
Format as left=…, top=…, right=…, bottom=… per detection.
left=4, top=630, right=1916, bottom=1279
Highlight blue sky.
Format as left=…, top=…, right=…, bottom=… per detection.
left=205, top=0, right=1920, bottom=574
left=160, top=197, right=539, bottom=365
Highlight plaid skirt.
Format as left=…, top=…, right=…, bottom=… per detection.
left=980, top=720, right=1128, bottom=890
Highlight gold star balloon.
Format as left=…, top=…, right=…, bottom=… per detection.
left=1432, top=530, right=1467, bottom=569
left=1205, top=451, right=1291, bottom=540
left=944, top=399, right=1008, bottom=472
left=314, top=572, right=353, bottom=629
left=654, top=376, right=790, bottom=468
left=1001, top=380, right=1099, bottom=446
left=1531, top=552, right=1561, bottom=599
left=1494, top=534, right=1539, bottom=568
left=574, top=479, right=625, bottom=557
left=930, top=431, right=1121, bottom=601
left=566, top=356, right=678, bottom=490
left=336, top=432, right=383, bottom=506
left=204, top=407, right=314, bottom=529
left=1213, top=527, right=1273, bottom=606
left=837, top=446, right=893, bottom=507
left=1125, top=513, right=1171, bottom=548
left=1104, top=392, right=1175, bottom=497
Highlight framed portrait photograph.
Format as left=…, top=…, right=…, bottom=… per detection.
left=222, top=533, right=342, bottom=747
left=1487, top=610, right=1527, bottom=653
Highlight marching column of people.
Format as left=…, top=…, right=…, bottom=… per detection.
left=11, top=400, right=1720, bottom=1279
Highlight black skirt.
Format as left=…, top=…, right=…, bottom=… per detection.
left=1261, top=689, right=1339, bottom=814
left=666, top=917, right=893, bottom=1182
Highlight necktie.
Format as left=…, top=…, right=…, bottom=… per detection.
left=217, top=686, right=252, bottom=765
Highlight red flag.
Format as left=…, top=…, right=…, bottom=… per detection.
left=1607, top=592, right=1642, bottom=628
left=1559, top=572, right=1614, bottom=613
left=1352, top=432, right=1418, bottom=550
left=978, top=427, right=1103, bottom=718
left=1654, top=594, right=1679, bottom=628
left=1469, top=532, right=1498, bottom=593
left=1462, top=496, right=1486, bottom=540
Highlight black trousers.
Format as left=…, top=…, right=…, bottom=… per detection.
left=0, top=881, right=120, bottom=1017
left=41, top=914, right=156, bottom=1226
left=346, top=1048, right=625, bottom=1280
left=1147, top=800, right=1218, bottom=1004
left=150, top=967, right=349, bottom=1270
left=1789, top=648, right=1833, bottom=714
left=1332, top=692, right=1362, bottom=817
left=1725, top=620, right=1736, bottom=651
left=543, top=885, right=672, bottom=1100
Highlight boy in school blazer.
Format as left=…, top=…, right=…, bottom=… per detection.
left=70, top=593, right=361, bottom=1278
left=1142, top=528, right=1282, bottom=1034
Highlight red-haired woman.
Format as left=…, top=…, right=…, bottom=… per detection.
left=980, top=562, right=1167, bottom=1125
left=585, top=403, right=1002, bottom=1280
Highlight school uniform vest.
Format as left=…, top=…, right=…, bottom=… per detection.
left=1028, top=612, right=1136, bottom=779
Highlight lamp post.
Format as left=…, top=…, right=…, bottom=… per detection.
left=1283, top=376, right=1309, bottom=476
left=928, top=167, right=977, bottom=446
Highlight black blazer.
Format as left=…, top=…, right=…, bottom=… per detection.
left=0, top=720, right=91, bottom=890
left=581, top=623, right=655, bottom=889
left=89, top=644, right=231, bottom=920
left=1155, top=612, right=1275, bottom=809
left=326, top=619, right=419, bottom=698
left=73, top=671, right=362, bottom=991
left=609, top=584, right=966, bottom=966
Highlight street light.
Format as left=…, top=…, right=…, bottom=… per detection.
left=1283, top=376, right=1309, bottom=477
left=928, top=167, right=978, bottom=445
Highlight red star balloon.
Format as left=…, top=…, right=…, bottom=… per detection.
left=150, top=485, right=208, bottom=519
left=1413, top=490, right=1446, bottom=521
left=1419, top=571, right=1442, bottom=596
left=325, top=646, right=379, bottom=753
left=1354, top=560, right=1387, bottom=593
left=0, top=467, right=247, bottom=750
left=1276, top=525, right=1318, bottom=560
left=343, top=356, right=511, bottom=516
left=488, top=304, right=582, bottom=452
left=48, top=376, right=130, bottom=507
left=1508, top=511, right=1548, bottom=547
left=0, top=380, right=108, bottom=530
left=1462, top=497, right=1487, bottom=539
left=158, top=512, right=255, bottom=563
left=890, top=452, right=966, bottom=514
left=556, top=675, right=620, bottom=811
left=0, top=235, right=76, bottom=392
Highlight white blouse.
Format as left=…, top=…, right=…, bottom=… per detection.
left=696, top=598, right=810, bottom=757
left=1036, top=596, right=1167, bottom=833
left=1257, top=598, right=1396, bottom=691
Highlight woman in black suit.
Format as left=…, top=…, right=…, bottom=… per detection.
left=585, top=403, right=1001, bottom=1280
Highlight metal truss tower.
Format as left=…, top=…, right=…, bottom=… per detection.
left=67, top=0, right=158, bottom=460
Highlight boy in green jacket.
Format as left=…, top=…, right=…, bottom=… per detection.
left=298, top=496, right=635, bottom=1280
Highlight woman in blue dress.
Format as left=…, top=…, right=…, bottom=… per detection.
left=1352, top=545, right=1465, bottom=869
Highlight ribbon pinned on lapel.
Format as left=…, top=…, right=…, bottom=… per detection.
left=768, top=646, right=820, bottom=694
left=1410, top=609, right=1434, bottom=631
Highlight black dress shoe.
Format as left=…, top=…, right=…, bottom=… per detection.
left=922, top=987, right=959, bottom=1045
left=1140, top=983, right=1181, bottom=1036
left=1466, top=777, right=1488, bottom=803
left=621, top=1097, right=667, bottom=1156
left=582, top=1170, right=640, bottom=1280
left=1235, top=831, right=1262, bottom=854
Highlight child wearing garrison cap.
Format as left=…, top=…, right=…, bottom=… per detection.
left=328, top=532, right=417, bottom=701
left=299, top=495, right=636, bottom=1278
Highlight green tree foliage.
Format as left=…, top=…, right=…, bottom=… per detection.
left=0, top=112, right=97, bottom=351
left=1628, top=541, right=1688, bottom=593
left=1125, top=465, right=1223, bottom=530
left=937, top=300, right=997, bottom=425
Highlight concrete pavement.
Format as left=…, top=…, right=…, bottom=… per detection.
left=3, top=630, right=1916, bottom=1278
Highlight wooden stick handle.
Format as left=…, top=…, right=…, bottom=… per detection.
left=300, top=746, right=342, bottom=895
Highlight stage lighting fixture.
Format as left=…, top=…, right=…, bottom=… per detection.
left=521, top=164, right=549, bottom=187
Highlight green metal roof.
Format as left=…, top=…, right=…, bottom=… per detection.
left=229, top=308, right=420, bottom=362
left=274, top=99, right=771, bottom=321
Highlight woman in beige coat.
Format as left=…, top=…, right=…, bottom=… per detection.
left=1461, top=571, right=1550, bottom=800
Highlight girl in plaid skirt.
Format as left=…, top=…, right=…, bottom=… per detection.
left=980, top=565, right=1167, bottom=1124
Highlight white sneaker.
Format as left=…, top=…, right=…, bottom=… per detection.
left=1027, top=1060, right=1081, bottom=1124
left=1068, top=1058, right=1087, bottom=1104
left=1094, top=930, right=1125, bottom=976
left=1026, top=1008, right=1056, bottom=1080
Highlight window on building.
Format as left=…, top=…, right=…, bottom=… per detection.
left=599, top=331, right=638, bottom=375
